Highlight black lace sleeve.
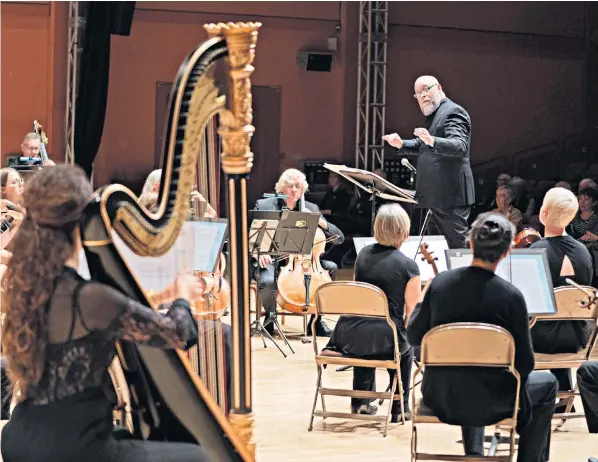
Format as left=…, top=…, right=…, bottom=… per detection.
left=114, top=298, right=198, bottom=349
left=78, top=283, right=198, bottom=349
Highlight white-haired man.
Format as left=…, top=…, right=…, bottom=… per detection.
left=21, top=132, right=55, bottom=166
left=383, top=75, right=474, bottom=249
left=530, top=187, right=593, bottom=410
left=252, top=168, right=344, bottom=337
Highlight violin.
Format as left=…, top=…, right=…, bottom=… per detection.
left=513, top=228, right=542, bottom=248
left=419, top=243, right=439, bottom=276
left=189, top=193, right=230, bottom=321
left=33, top=120, right=50, bottom=164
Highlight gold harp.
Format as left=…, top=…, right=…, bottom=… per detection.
left=80, top=23, right=260, bottom=460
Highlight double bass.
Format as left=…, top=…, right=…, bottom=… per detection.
left=33, top=120, right=50, bottom=164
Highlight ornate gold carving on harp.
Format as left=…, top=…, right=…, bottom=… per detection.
left=80, top=22, right=260, bottom=461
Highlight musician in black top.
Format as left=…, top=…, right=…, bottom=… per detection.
left=529, top=188, right=594, bottom=404
left=1, top=166, right=212, bottom=462
left=324, top=204, right=421, bottom=421
left=252, top=168, right=344, bottom=337
left=407, top=213, right=557, bottom=461
left=383, top=75, right=475, bottom=249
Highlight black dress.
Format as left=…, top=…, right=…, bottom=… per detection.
left=324, top=244, right=419, bottom=412
left=1, top=266, right=208, bottom=462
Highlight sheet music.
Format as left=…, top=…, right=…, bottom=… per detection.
left=446, top=251, right=556, bottom=316
left=353, top=235, right=448, bottom=282
left=110, top=220, right=227, bottom=291
left=502, top=255, right=553, bottom=315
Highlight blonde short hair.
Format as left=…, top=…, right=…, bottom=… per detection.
left=541, top=187, right=579, bottom=229
left=274, top=168, right=309, bottom=194
left=374, top=203, right=411, bottom=247
left=139, top=169, right=162, bottom=209
left=22, top=132, right=41, bottom=144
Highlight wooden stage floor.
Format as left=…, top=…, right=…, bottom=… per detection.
left=249, top=315, right=598, bottom=462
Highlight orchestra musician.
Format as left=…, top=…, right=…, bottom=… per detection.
left=577, top=361, right=598, bottom=433
left=383, top=75, right=475, bottom=249
left=407, top=213, right=557, bottom=462
left=323, top=203, right=419, bottom=421
left=1, top=167, right=26, bottom=264
left=252, top=168, right=345, bottom=337
left=1, top=165, right=213, bottom=462
left=20, top=132, right=55, bottom=166
left=139, top=168, right=216, bottom=218
left=528, top=187, right=593, bottom=410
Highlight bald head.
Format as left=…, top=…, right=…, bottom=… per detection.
left=414, top=75, right=446, bottom=116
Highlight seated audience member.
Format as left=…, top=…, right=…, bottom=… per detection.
left=579, top=178, right=597, bottom=193
left=555, top=180, right=572, bottom=191
left=491, top=185, right=523, bottom=228
left=569, top=187, right=598, bottom=242
left=407, top=212, right=557, bottom=462
left=324, top=204, right=419, bottom=421
left=530, top=188, right=593, bottom=405
left=577, top=361, right=598, bottom=433
left=510, top=177, right=535, bottom=224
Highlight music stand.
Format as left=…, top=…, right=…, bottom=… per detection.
left=249, top=210, right=320, bottom=357
left=323, top=163, right=417, bottom=233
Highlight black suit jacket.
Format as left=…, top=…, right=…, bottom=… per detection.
left=253, top=197, right=345, bottom=246
left=398, top=98, right=475, bottom=209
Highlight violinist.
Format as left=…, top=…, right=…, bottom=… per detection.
left=324, top=203, right=419, bottom=421
left=528, top=187, right=593, bottom=409
left=407, top=213, right=557, bottom=462
left=1, top=165, right=211, bottom=462
left=1, top=168, right=25, bottom=263
left=139, top=169, right=216, bottom=218
left=20, top=132, right=55, bottom=166
left=253, top=168, right=344, bottom=337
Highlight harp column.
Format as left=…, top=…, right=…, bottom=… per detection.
left=204, top=22, right=261, bottom=456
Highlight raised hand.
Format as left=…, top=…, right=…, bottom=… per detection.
left=382, top=133, right=403, bottom=149
left=413, top=128, right=434, bottom=147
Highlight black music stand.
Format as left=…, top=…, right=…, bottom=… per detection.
left=248, top=210, right=320, bottom=357
left=322, top=163, right=417, bottom=233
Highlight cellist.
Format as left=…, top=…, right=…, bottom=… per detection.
left=252, top=168, right=344, bottom=337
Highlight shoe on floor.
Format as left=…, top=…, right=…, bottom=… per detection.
left=391, top=410, right=412, bottom=423
left=307, top=320, right=332, bottom=337
left=351, top=404, right=378, bottom=415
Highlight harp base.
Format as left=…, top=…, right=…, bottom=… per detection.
left=228, top=410, right=256, bottom=457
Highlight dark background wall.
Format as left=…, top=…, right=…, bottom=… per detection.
left=1, top=1, right=592, bottom=190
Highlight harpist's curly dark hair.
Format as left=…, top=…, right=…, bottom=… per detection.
left=2, top=165, right=92, bottom=398
left=468, top=212, right=515, bottom=263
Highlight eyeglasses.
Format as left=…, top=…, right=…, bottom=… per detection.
left=285, top=182, right=303, bottom=190
left=10, top=178, right=23, bottom=186
left=413, top=84, right=438, bottom=99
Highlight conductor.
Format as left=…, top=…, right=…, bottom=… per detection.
left=383, top=75, right=475, bottom=249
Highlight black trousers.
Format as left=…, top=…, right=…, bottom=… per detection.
left=352, top=340, right=413, bottom=414
left=429, top=206, right=470, bottom=249
left=531, top=320, right=590, bottom=392
left=461, top=372, right=557, bottom=462
left=578, top=361, right=598, bottom=433
left=257, top=260, right=338, bottom=315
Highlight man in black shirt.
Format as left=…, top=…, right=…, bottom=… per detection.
left=529, top=188, right=593, bottom=400
left=252, top=169, right=344, bottom=336
left=407, top=213, right=557, bottom=461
